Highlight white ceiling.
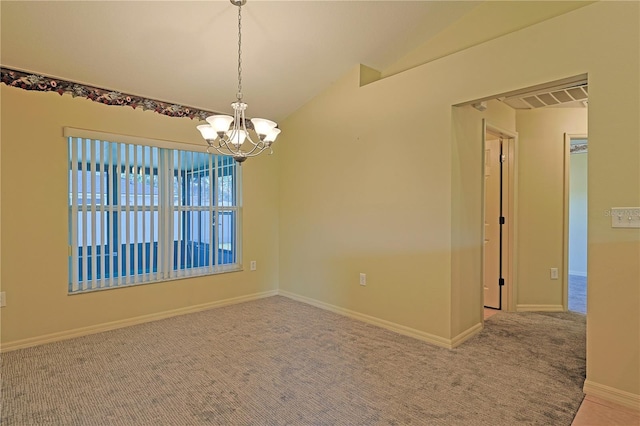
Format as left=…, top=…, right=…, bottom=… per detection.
left=1, top=1, right=589, bottom=122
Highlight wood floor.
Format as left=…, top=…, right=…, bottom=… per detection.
left=572, top=395, right=640, bottom=425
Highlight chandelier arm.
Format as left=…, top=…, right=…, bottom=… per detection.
left=239, top=104, right=248, bottom=134
left=207, top=139, right=224, bottom=150
left=240, top=141, right=264, bottom=156
left=225, top=130, right=264, bottom=154
left=208, top=138, right=241, bottom=157
left=212, top=139, right=267, bottom=159
left=235, top=146, right=269, bottom=158
left=207, top=143, right=232, bottom=157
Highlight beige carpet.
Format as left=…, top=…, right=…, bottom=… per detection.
left=1, top=296, right=586, bottom=425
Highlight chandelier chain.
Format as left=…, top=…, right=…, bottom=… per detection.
left=237, top=4, right=243, bottom=100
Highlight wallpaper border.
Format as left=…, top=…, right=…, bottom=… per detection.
left=1, top=66, right=217, bottom=121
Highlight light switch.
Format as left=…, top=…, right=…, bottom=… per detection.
left=611, top=207, right=640, bottom=228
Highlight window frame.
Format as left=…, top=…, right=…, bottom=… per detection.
left=65, top=128, right=243, bottom=294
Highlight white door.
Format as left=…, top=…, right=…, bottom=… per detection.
left=484, top=136, right=502, bottom=309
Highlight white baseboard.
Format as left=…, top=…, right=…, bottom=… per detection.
left=584, top=379, right=640, bottom=411
left=278, top=290, right=481, bottom=349
left=1, top=290, right=278, bottom=353
left=451, top=322, right=483, bottom=347
left=516, top=304, right=564, bottom=312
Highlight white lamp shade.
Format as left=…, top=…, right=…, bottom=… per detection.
left=251, top=118, right=277, bottom=136
left=264, top=128, right=281, bottom=143
left=197, top=124, right=217, bottom=140
left=227, top=129, right=247, bottom=146
left=206, top=115, right=234, bottom=133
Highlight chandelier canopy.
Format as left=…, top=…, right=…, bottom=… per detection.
left=197, top=0, right=280, bottom=164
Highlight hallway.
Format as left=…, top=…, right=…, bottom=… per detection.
left=569, top=275, right=587, bottom=314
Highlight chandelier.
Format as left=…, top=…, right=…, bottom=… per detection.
left=197, top=0, right=280, bottom=164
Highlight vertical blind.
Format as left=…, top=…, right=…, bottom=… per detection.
left=67, top=134, right=240, bottom=293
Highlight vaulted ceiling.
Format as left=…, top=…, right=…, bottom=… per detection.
left=1, top=1, right=591, bottom=122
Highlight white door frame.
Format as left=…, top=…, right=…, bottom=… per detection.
left=563, top=133, right=588, bottom=311
left=482, top=120, right=518, bottom=311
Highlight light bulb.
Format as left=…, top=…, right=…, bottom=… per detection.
left=226, top=129, right=247, bottom=147
left=251, top=118, right=277, bottom=137
left=206, top=115, right=234, bottom=134
left=264, top=128, right=281, bottom=143
left=197, top=124, right=217, bottom=141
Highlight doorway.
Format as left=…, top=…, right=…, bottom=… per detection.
left=564, top=134, right=588, bottom=314
left=483, top=122, right=517, bottom=311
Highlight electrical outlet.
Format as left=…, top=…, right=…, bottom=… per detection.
left=359, top=273, right=366, bottom=286
left=0, top=291, right=6, bottom=307
left=250, top=261, right=257, bottom=271
left=550, top=268, right=559, bottom=280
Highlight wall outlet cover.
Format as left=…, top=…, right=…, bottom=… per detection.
left=359, top=273, right=366, bottom=286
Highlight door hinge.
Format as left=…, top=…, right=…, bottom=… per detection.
left=499, top=278, right=505, bottom=286
left=499, top=216, right=505, bottom=225
left=500, top=154, right=506, bottom=163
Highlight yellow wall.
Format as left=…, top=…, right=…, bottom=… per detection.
left=278, top=2, right=639, bottom=398
left=382, top=2, right=594, bottom=78
left=0, top=86, right=280, bottom=345
left=515, top=108, right=588, bottom=308
left=278, top=65, right=454, bottom=338
left=451, top=100, right=515, bottom=337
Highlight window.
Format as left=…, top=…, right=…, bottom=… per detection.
left=67, top=133, right=241, bottom=293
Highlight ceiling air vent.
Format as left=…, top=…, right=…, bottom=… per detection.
left=456, top=75, right=588, bottom=111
